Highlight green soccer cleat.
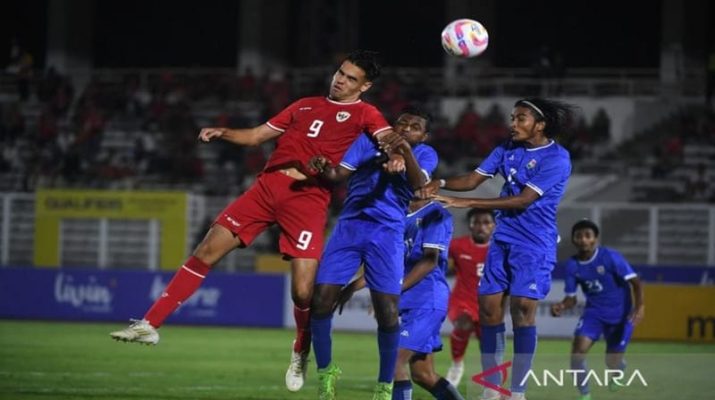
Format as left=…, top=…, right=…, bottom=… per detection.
left=371, top=382, right=393, bottom=400
left=317, top=363, right=341, bottom=400
left=608, top=380, right=622, bottom=392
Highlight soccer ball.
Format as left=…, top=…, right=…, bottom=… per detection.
left=441, top=19, right=489, bottom=58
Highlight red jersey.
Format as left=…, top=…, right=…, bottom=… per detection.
left=265, top=96, right=391, bottom=173
left=449, top=235, right=489, bottom=304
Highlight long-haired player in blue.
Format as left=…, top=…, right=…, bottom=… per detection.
left=422, top=98, right=575, bottom=400
left=308, top=105, right=438, bottom=400
left=551, top=220, right=645, bottom=400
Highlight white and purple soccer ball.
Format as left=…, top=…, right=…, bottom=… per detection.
left=441, top=19, right=489, bottom=58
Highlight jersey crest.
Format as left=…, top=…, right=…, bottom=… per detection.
left=336, top=111, right=351, bottom=122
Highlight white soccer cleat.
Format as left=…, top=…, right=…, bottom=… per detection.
left=506, top=393, right=526, bottom=400
left=110, top=319, right=160, bottom=345
left=285, top=341, right=309, bottom=392
left=446, top=360, right=465, bottom=387
left=480, top=388, right=503, bottom=400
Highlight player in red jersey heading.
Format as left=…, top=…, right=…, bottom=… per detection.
left=110, top=50, right=399, bottom=393
left=445, top=208, right=495, bottom=387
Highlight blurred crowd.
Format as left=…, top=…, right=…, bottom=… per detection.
left=1, top=64, right=712, bottom=204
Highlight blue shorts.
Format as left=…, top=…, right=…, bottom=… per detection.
left=399, top=308, right=445, bottom=354
left=575, top=311, right=634, bottom=352
left=479, top=240, right=554, bottom=299
left=316, top=217, right=404, bottom=295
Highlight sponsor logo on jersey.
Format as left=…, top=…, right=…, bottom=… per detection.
left=336, top=111, right=351, bottom=122
left=299, top=107, right=312, bottom=111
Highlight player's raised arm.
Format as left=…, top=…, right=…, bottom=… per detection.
left=433, top=186, right=540, bottom=210
left=420, top=170, right=489, bottom=199
left=198, top=124, right=282, bottom=146
left=394, top=138, right=427, bottom=190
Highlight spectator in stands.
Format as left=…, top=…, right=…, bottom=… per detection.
left=685, top=163, right=711, bottom=202
left=5, top=38, right=34, bottom=102
left=591, top=108, right=611, bottom=143
left=455, top=101, right=490, bottom=157
left=706, top=49, right=715, bottom=107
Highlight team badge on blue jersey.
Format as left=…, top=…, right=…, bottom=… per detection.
left=336, top=111, right=351, bottom=122
left=526, top=159, right=537, bottom=169
left=596, top=265, right=605, bottom=275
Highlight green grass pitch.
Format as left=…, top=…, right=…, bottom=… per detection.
left=0, top=320, right=713, bottom=399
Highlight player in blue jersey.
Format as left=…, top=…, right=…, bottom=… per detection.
left=422, top=98, right=576, bottom=400
left=336, top=198, right=464, bottom=400
left=308, top=105, right=438, bottom=400
left=551, top=220, right=645, bottom=400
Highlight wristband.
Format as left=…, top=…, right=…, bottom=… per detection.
left=439, top=179, right=446, bottom=188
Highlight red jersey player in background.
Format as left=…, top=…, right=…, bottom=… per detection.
left=445, top=208, right=495, bottom=387
left=110, top=50, right=401, bottom=393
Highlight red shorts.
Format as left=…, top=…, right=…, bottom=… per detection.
left=214, top=171, right=330, bottom=259
left=448, top=295, right=479, bottom=323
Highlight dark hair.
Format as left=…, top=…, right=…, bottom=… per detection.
left=571, top=219, right=600, bottom=237
left=467, top=208, right=495, bottom=222
left=514, top=97, right=577, bottom=138
left=344, top=50, right=382, bottom=82
left=399, top=104, right=433, bottom=131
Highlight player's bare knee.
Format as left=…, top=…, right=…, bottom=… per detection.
left=291, top=286, right=313, bottom=307
left=479, top=307, right=501, bottom=324
left=310, top=285, right=338, bottom=317
left=510, top=298, right=536, bottom=326
left=410, top=367, right=438, bottom=388
left=454, top=315, right=475, bottom=330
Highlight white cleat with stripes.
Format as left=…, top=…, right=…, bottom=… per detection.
left=285, top=341, right=309, bottom=392
left=110, top=319, right=160, bottom=345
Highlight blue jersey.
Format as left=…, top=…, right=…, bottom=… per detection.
left=339, top=134, right=438, bottom=229
left=400, top=202, right=453, bottom=311
left=476, top=140, right=571, bottom=254
left=564, top=246, right=637, bottom=323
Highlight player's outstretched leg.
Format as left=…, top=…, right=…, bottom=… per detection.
left=109, top=255, right=211, bottom=345
left=110, top=226, right=239, bottom=345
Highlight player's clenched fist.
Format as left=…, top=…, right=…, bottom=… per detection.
left=550, top=302, right=565, bottom=317
left=418, top=179, right=441, bottom=199
left=198, top=127, right=227, bottom=142
left=308, top=155, right=330, bottom=174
